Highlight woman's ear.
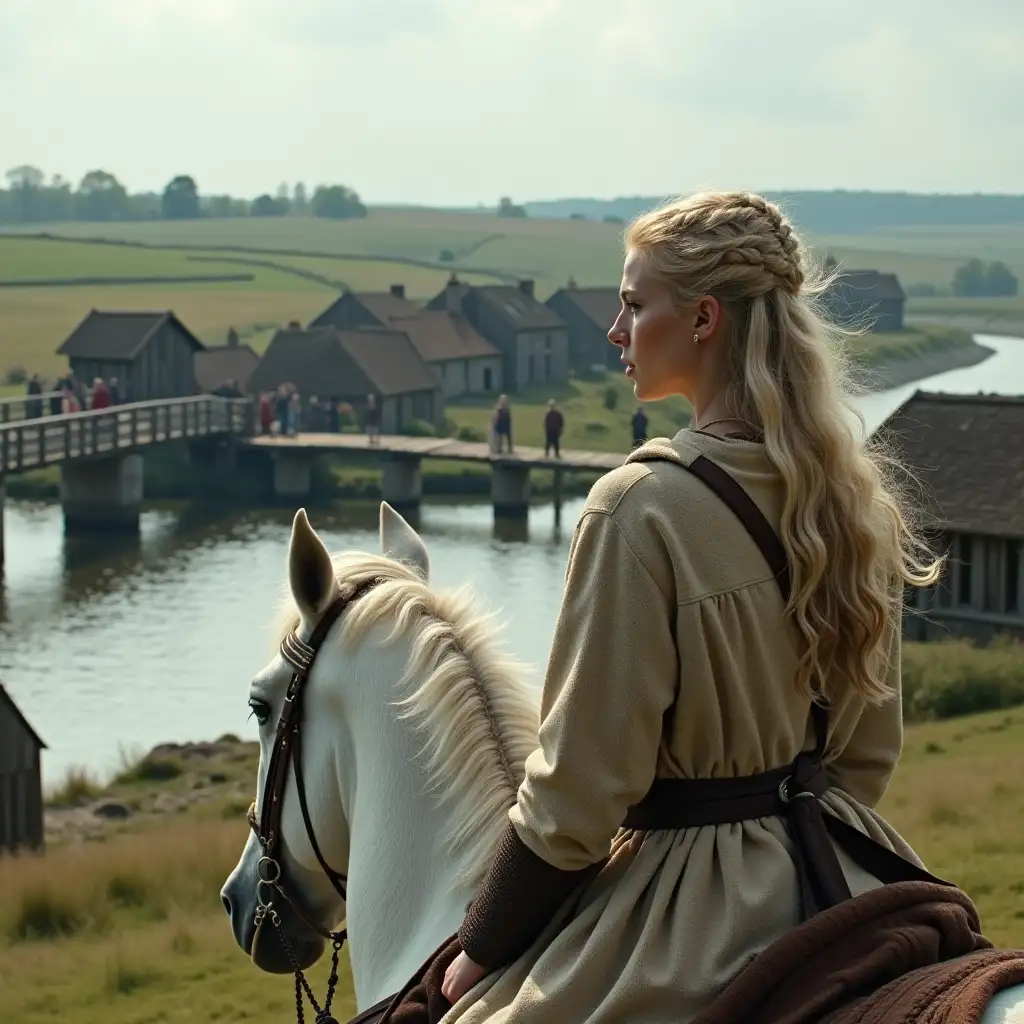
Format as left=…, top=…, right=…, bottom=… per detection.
left=693, top=295, right=723, bottom=341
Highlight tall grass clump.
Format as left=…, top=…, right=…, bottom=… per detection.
left=0, top=818, right=245, bottom=946
left=46, top=764, right=104, bottom=807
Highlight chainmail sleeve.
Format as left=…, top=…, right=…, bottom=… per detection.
left=457, top=821, right=603, bottom=970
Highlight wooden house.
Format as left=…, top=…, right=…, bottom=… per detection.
left=822, top=261, right=906, bottom=332
left=56, top=310, right=205, bottom=403
left=877, top=390, right=1024, bottom=642
left=195, top=328, right=261, bottom=395
left=545, top=281, right=621, bottom=373
left=425, top=275, right=569, bottom=392
left=310, top=286, right=503, bottom=397
left=247, top=327, right=444, bottom=433
left=0, top=682, right=46, bottom=853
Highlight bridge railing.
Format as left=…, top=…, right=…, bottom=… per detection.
left=0, top=396, right=254, bottom=474
left=0, top=391, right=71, bottom=423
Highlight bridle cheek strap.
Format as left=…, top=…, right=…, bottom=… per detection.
left=243, top=579, right=381, bottom=1024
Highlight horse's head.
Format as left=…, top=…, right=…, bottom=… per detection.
left=220, top=501, right=432, bottom=975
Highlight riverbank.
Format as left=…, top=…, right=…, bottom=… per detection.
left=852, top=327, right=995, bottom=390
left=908, top=312, right=1024, bottom=341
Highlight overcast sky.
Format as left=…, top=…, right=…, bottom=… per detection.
left=3, top=1, right=1022, bottom=206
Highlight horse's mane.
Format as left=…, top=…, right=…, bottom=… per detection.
left=275, top=552, right=540, bottom=892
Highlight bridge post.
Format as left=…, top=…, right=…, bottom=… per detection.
left=0, top=474, right=5, bottom=570
left=492, top=462, right=531, bottom=519
left=60, top=454, right=144, bottom=535
left=381, top=456, right=422, bottom=513
left=272, top=451, right=314, bottom=499
left=552, top=467, right=564, bottom=528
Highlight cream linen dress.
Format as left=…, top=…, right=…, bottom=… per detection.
left=443, top=429, right=924, bottom=1024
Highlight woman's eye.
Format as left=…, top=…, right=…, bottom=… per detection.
left=626, top=301, right=640, bottom=313
left=248, top=698, right=272, bottom=727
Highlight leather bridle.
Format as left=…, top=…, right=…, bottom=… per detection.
left=246, top=578, right=380, bottom=1024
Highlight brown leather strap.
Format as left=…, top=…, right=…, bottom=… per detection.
left=684, top=454, right=791, bottom=601
left=626, top=452, right=949, bottom=918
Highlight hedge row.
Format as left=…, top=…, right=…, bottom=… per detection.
left=901, top=636, right=1024, bottom=721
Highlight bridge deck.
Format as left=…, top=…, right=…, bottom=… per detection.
left=244, top=433, right=627, bottom=472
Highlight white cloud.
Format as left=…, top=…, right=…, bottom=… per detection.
left=2, top=0, right=1022, bottom=204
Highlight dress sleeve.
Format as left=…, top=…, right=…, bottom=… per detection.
left=825, top=610, right=903, bottom=808
left=459, top=507, right=678, bottom=968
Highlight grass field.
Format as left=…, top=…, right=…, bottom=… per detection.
left=6, top=211, right=1024, bottom=293
left=0, top=214, right=1019, bottom=383
left=0, top=701, right=1021, bottom=1024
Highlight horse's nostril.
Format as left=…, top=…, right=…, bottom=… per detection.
left=221, top=894, right=232, bottom=916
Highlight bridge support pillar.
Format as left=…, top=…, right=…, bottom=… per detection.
left=273, top=451, right=313, bottom=499
left=381, top=456, right=422, bottom=512
left=61, top=454, right=144, bottom=535
left=0, top=475, right=5, bottom=570
left=492, top=462, right=531, bottom=519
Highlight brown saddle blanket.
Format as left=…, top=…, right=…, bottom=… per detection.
left=349, top=881, right=1024, bottom=1024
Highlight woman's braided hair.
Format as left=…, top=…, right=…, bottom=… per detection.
left=626, top=191, right=941, bottom=706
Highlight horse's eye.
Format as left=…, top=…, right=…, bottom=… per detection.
left=248, top=698, right=272, bottom=727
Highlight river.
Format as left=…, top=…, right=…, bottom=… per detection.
left=2, top=333, right=1022, bottom=786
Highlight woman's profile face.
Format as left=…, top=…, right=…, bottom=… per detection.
left=608, top=248, right=695, bottom=402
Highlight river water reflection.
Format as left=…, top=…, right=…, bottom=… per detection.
left=2, top=333, right=1021, bottom=784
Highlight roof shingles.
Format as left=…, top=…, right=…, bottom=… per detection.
left=247, top=328, right=438, bottom=399
left=57, top=310, right=205, bottom=361
left=877, top=390, right=1024, bottom=539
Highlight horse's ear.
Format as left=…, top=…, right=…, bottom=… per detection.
left=379, top=502, right=429, bottom=580
left=288, top=508, right=340, bottom=620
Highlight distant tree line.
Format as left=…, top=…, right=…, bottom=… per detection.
left=905, top=259, right=1019, bottom=298
left=951, top=259, right=1018, bottom=297
left=0, top=166, right=367, bottom=224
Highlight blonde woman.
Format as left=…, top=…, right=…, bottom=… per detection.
left=440, top=191, right=945, bottom=1022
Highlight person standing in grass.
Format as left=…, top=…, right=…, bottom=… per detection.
left=544, top=399, right=564, bottom=459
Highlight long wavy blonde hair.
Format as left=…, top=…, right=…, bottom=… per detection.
left=627, top=190, right=941, bottom=705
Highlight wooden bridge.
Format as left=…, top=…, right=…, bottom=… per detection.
left=0, top=394, right=251, bottom=566
left=244, top=432, right=626, bottom=518
left=0, top=390, right=628, bottom=564
left=0, top=394, right=251, bottom=475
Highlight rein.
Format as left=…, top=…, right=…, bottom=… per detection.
left=246, top=579, right=380, bottom=1024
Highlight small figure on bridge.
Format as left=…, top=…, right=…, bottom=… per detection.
left=258, top=391, right=274, bottom=435
left=25, top=375, right=43, bottom=420
left=60, top=380, right=80, bottom=414
left=631, top=405, right=649, bottom=448
left=288, top=389, right=302, bottom=437
left=544, top=399, right=563, bottom=459
left=491, top=394, right=513, bottom=454
left=274, top=384, right=290, bottom=435
left=364, top=393, right=381, bottom=445
left=91, top=377, right=112, bottom=410
left=108, top=376, right=121, bottom=405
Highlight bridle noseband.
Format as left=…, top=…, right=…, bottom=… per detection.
left=246, top=579, right=379, bottom=1024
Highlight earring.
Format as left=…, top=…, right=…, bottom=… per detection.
left=693, top=332, right=699, bottom=346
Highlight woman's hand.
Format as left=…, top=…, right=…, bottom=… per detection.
left=441, top=951, right=489, bottom=1005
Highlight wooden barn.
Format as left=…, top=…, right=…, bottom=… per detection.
left=56, top=309, right=206, bottom=403
left=545, top=280, right=622, bottom=373
left=877, top=390, right=1024, bottom=643
left=821, top=261, right=906, bottom=332
left=0, top=682, right=46, bottom=854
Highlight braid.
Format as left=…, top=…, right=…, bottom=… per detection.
left=630, top=191, right=804, bottom=297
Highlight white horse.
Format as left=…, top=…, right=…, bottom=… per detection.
left=221, top=504, right=1024, bottom=1024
